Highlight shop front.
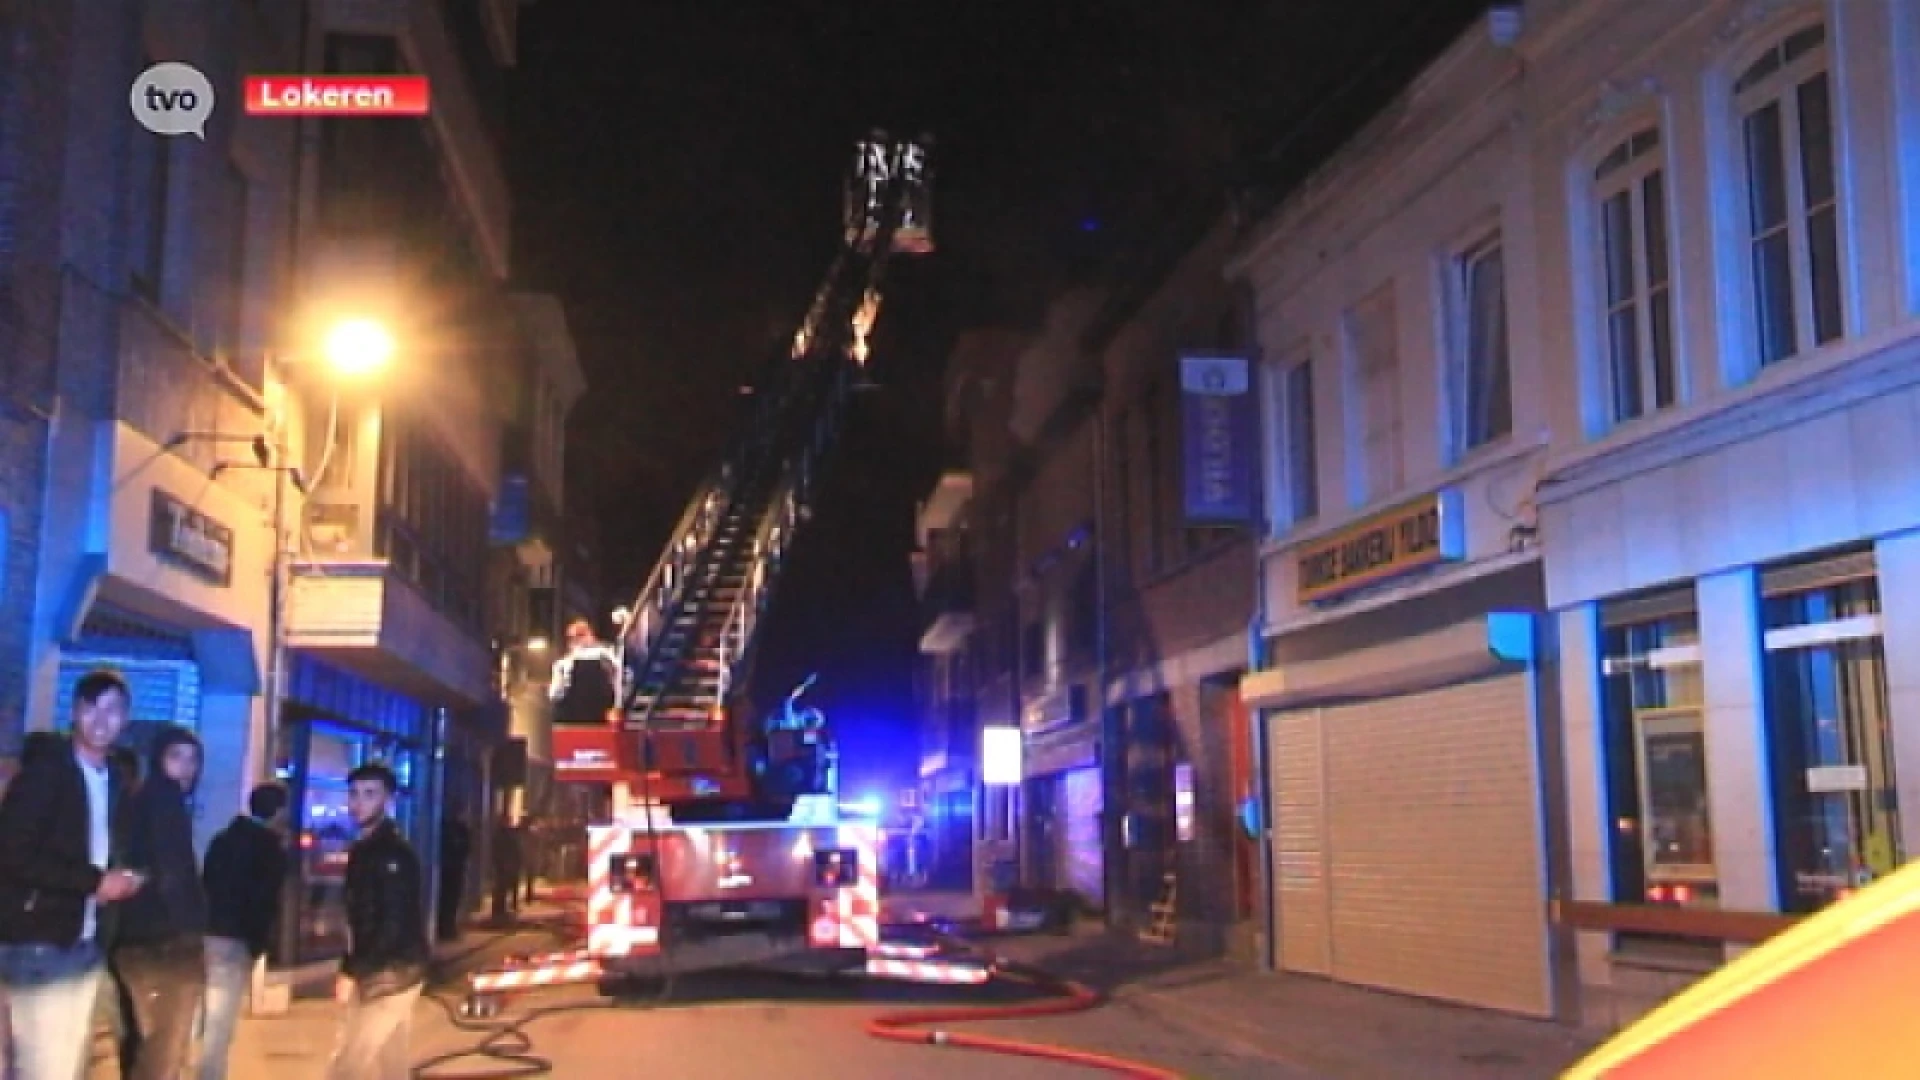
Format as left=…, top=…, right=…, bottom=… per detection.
left=275, top=655, right=436, bottom=964
left=1020, top=688, right=1104, bottom=912
left=1537, top=356, right=1920, bottom=1026
left=1245, top=493, right=1558, bottom=1019
left=31, top=428, right=276, bottom=841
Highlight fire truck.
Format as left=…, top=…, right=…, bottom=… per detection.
left=470, top=134, right=979, bottom=1004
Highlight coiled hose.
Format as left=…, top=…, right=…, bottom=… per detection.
left=410, top=916, right=616, bottom=1079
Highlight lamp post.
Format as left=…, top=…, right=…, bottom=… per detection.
left=259, top=316, right=397, bottom=784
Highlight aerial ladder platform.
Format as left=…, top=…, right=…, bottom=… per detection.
left=469, top=134, right=987, bottom=1007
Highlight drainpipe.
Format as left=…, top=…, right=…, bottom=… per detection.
left=1247, top=603, right=1275, bottom=971
left=263, top=0, right=313, bottom=786
left=1091, top=390, right=1115, bottom=926
left=1235, top=270, right=1279, bottom=972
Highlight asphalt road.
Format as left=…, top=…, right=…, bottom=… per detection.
left=406, top=967, right=1315, bottom=1080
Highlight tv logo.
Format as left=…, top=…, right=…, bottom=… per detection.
left=130, top=62, right=214, bottom=139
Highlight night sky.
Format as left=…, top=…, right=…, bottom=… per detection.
left=505, top=1, right=1493, bottom=797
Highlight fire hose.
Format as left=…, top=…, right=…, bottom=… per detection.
left=861, top=926, right=1187, bottom=1080
left=412, top=916, right=615, bottom=1080
left=413, top=904, right=1187, bottom=1078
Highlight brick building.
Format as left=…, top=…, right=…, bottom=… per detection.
left=931, top=215, right=1262, bottom=954
left=0, top=0, right=550, bottom=961
left=0, top=0, right=67, bottom=761
left=1088, top=214, right=1260, bottom=956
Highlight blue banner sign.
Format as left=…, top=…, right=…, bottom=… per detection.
left=1179, top=354, right=1257, bottom=523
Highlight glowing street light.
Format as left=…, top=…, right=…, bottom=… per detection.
left=322, top=316, right=395, bottom=377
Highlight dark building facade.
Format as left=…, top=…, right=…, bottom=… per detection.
left=912, top=469, right=977, bottom=890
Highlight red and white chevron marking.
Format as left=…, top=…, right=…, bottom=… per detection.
left=585, top=825, right=628, bottom=934
left=864, top=956, right=990, bottom=985
left=836, top=824, right=879, bottom=949
left=471, top=955, right=602, bottom=993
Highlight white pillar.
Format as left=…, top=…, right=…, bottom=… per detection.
left=1695, top=568, right=1776, bottom=912
left=1555, top=603, right=1612, bottom=991
left=1871, top=530, right=1920, bottom=850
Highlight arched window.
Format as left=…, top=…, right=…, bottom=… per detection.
left=1734, top=23, right=1843, bottom=367
left=1593, top=126, right=1674, bottom=424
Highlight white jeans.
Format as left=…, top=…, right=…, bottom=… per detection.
left=0, top=940, right=105, bottom=1080
left=196, top=936, right=253, bottom=1080
left=325, top=982, right=424, bottom=1080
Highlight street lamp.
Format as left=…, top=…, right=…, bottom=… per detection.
left=322, top=317, right=396, bottom=379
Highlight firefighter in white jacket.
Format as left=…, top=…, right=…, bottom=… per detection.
left=549, top=619, right=619, bottom=725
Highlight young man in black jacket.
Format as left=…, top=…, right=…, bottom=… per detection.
left=198, top=781, right=289, bottom=1080
left=0, top=668, right=145, bottom=1080
left=112, top=724, right=209, bottom=1079
left=328, top=762, right=430, bottom=1079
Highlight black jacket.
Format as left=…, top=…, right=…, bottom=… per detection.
left=203, top=816, right=288, bottom=956
left=0, top=738, right=125, bottom=947
left=341, top=817, right=430, bottom=997
left=114, top=773, right=208, bottom=947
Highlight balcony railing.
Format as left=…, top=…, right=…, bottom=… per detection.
left=285, top=558, right=495, bottom=704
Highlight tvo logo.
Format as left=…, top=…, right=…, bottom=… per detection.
left=130, top=62, right=215, bottom=139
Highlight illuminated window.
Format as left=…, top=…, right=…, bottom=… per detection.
left=1761, top=548, right=1899, bottom=912
left=1600, top=589, right=1716, bottom=927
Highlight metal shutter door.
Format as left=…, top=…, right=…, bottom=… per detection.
left=55, top=657, right=201, bottom=741
left=1323, top=673, right=1550, bottom=1016
left=1268, top=707, right=1331, bottom=975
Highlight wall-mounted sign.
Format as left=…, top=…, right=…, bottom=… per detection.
left=1295, top=489, right=1465, bottom=604
left=149, top=489, right=233, bottom=586
left=1179, top=354, right=1258, bottom=523
left=982, top=726, right=1022, bottom=786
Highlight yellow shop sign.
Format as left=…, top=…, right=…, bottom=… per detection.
left=1295, top=490, right=1465, bottom=604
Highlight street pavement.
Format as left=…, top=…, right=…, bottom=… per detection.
left=219, top=954, right=1297, bottom=1079
left=80, top=890, right=1604, bottom=1078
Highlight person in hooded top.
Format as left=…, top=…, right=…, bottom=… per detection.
left=110, top=724, right=208, bottom=1079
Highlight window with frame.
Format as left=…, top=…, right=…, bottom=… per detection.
left=1139, top=386, right=1165, bottom=574
left=1269, top=353, right=1318, bottom=528
left=1345, top=284, right=1402, bottom=504
left=1451, top=235, right=1512, bottom=454
left=1735, top=23, right=1843, bottom=368
left=1600, top=593, right=1716, bottom=937
left=376, top=415, right=487, bottom=635
left=1595, top=128, right=1676, bottom=424
left=1759, top=549, right=1899, bottom=913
